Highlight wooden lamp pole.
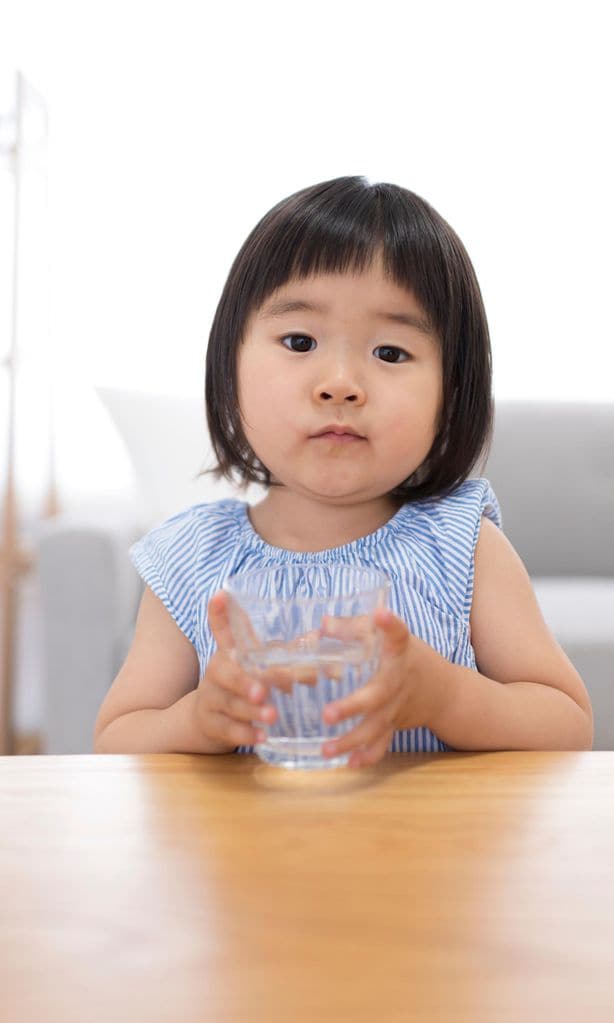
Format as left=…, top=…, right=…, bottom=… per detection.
left=1, top=72, right=55, bottom=755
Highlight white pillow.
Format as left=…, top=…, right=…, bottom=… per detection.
left=96, top=386, right=265, bottom=528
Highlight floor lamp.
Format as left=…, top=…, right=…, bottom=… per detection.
left=1, top=71, right=58, bottom=755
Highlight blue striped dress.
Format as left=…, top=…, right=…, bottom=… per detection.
left=129, top=477, right=502, bottom=754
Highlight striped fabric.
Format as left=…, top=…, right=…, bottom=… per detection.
left=129, top=477, right=502, bottom=754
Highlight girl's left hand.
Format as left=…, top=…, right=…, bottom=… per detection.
left=320, top=608, right=439, bottom=768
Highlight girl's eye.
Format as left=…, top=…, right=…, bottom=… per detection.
left=373, top=345, right=410, bottom=364
left=280, top=334, right=317, bottom=353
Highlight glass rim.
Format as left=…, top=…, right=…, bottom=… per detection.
left=223, top=564, right=391, bottom=608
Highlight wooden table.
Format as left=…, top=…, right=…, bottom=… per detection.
left=2, top=752, right=614, bottom=1021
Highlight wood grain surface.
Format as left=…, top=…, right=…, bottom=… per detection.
left=1, top=751, right=613, bottom=1022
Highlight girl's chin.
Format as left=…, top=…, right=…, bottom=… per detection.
left=271, top=479, right=389, bottom=505
left=264, top=465, right=403, bottom=503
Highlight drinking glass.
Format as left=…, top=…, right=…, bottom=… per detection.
left=224, top=563, right=390, bottom=769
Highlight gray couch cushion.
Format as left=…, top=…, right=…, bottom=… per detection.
left=482, top=402, right=614, bottom=577
left=37, top=520, right=143, bottom=753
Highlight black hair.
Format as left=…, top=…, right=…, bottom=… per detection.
left=204, top=175, right=493, bottom=502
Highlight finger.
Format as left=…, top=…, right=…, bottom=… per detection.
left=207, top=590, right=237, bottom=651
left=263, top=659, right=318, bottom=692
left=320, top=613, right=375, bottom=646
left=211, top=684, right=278, bottom=727
left=263, top=658, right=342, bottom=692
left=374, top=608, right=411, bottom=658
left=322, top=709, right=392, bottom=760
left=322, top=677, right=384, bottom=726
left=205, top=710, right=265, bottom=749
left=254, top=633, right=344, bottom=692
left=348, top=731, right=392, bottom=769
left=204, top=650, right=271, bottom=708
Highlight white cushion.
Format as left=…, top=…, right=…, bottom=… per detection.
left=96, top=387, right=265, bottom=528
left=532, top=577, right=614, bottom=646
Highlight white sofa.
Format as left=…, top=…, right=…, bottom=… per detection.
left=36, top=393, right=614, bottom=752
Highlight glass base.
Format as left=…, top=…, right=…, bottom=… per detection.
left=255, top=737, right=349, bottom=770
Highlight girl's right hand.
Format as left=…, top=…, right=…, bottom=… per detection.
left=194, top=590, right=276, bottom=752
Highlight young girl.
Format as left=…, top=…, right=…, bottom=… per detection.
left=93, top=176, right=593, bottom=764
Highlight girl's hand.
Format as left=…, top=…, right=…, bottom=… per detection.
left=320, top=609, right=439, bottom=768
left=195, top=591, right=276, bottom=752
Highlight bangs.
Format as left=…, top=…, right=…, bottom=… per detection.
left=238, top=177, right=452, bottom=338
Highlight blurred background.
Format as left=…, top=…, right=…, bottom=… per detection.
left=1, top=0, right=612, bottom=752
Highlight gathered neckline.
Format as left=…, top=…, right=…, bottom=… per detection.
left=234, top=499, right=416, bottom=561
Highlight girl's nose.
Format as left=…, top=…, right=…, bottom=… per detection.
left=313, top=368, right=366, bottom=405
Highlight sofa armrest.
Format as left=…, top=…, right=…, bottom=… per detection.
left=532, top=577, right=614, bottom=750
left=36, top=517, right=143, bottom=753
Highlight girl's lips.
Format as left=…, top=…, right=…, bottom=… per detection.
left=312, top=432, right=366, bottom=443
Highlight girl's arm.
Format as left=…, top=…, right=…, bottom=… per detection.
left=93, top=586, right=211, bottom=753
left=424, top=517, right=594, bottom=750
left=93, top=587, right=272, bottom=754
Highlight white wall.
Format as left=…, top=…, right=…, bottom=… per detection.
left=2, top=0, right=613, bottom=513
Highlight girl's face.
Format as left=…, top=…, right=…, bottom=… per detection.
left=237, top=254, right=443, bottom=508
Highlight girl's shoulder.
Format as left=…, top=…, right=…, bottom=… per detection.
left=128, top=499, right=248, bottom=645
left=416, top=476, right=503, bottom=532
left=133, top=497, right=247, bottom=547
left=385, top=477, right=501, bottom=547
left=384, top=477, right=503, bottom=625
left=405, top=477, right=503, bottom=573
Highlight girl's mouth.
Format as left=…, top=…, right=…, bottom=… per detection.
left=312, top=432, right=366, bottom=444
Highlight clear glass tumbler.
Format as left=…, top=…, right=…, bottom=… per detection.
left=224, top=563, right=390, bottom=769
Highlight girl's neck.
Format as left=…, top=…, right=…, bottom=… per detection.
left=247, top=489, right=403, bottom=553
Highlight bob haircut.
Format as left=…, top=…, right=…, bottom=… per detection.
left=204, top=175, right=493, bottom=502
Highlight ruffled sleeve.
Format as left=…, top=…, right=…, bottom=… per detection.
left=128, top=499, right=244, bottom=647
left=128, top=507, right=203, bottom=644
left=423, top=478, right=503, bottom=626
